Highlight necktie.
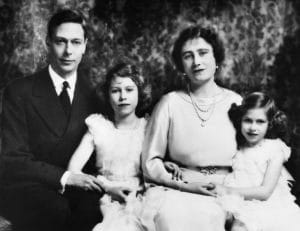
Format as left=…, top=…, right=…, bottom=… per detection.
left=59, top=81, right=71, bottom=117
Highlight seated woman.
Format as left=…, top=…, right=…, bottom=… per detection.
left=142, top=25, right=242, bottom=231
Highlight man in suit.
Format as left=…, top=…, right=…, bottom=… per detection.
left=0, top=9, right=103, bottom=231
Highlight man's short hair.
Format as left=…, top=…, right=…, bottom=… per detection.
left=47, top=9, right=87, bottom=40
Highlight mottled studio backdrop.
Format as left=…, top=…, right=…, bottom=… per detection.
left=0, top=0, right=300, bottom=181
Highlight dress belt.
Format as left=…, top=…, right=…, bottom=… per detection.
left=183, top=166, right=232, bottom=175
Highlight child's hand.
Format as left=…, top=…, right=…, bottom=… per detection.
left=164, top=161, right=182, bottom=180
left=105, top=185, right=132, bottom=203
left=211, top=183, right=228, bottom=196
left=185, top=182, right=217, bottom=197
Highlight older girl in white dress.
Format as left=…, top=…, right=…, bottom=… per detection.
left=213, top=92, right=300, bottom=231
left=68, top=62, right=154, bottom=231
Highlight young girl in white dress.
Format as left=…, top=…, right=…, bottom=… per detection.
left=67, top=62, right=154, bottom=231
left=212, top=92, right=300, bottom=231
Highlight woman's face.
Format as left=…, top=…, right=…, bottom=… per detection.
left=241, top=108, right=269, bottom=147
left=181, top=37, right=217, bottom=87
left=109, top=76, right=139, bottom=119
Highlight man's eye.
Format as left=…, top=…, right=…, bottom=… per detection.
left=55, top=40, right=65, bottom=45
left=257, top=120, right=267, bottom=124
left=72, top=40, right=82, bottom=45
left=111, top=89, right=119, bottom=93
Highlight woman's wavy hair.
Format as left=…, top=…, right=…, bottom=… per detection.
left=228, top=92, right=288, bottom=148
left=172, top=25, right=225, bottom=73
left=97, top=62, right=152, bottom=120
left=170, top=25, right=225, bottom=90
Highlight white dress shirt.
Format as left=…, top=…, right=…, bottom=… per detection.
left=48, top=65, right=77, bottom=103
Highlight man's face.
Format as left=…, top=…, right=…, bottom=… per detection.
left=47, top=22, right=87, bottom=79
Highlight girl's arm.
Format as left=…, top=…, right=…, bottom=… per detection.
left=65, top=132, right=103, bottom=192
left=67, top=132, right=94, bottom=173
left=219, top=154, right=284, bottom=201
left=68, top=131, right=132, bottom=201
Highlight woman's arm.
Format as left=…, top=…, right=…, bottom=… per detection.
left=219, top=155, right=284, bottom=200
left=142, top=95, right=215, bottom=196
left=142, top=96, right=173, bottom=184
left=67, top=132, right=94, bottom=173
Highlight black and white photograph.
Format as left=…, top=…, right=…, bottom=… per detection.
left=0, top=0, right=300, bottom=231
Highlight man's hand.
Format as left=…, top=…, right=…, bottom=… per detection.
left=66, top=172, right=103, bottom=193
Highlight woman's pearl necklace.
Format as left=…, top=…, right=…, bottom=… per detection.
left=188, top=87, right=216, bottom=127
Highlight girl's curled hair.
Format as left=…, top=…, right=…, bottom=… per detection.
left=228, top=92, right=288, bottom=148
left=97, top=62, right=152, bottom=120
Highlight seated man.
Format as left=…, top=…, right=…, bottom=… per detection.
left=0, top=9, right=103, bottom=231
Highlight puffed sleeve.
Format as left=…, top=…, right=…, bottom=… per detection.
left=269, top=139, right=291, bottom=162
left=142, top=95, right=173, bottom=184
left=85, top=114, right=115, bottom=150
left=274, top=139, right=294, bottom=183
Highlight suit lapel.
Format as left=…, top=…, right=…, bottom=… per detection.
left=31, top=68, right=69, bottom=136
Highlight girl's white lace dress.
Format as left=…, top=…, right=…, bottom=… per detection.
left=84, top=114, right=160, bottom=231
left=217, top=139, right=300, bottom=231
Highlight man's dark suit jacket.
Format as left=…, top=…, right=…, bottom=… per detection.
left=0, top=67, right=98, bottom=190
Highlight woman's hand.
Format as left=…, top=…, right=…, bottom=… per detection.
left=183, top=182, right=217, bottom=197
left=164, top=161, right=183, bottom=180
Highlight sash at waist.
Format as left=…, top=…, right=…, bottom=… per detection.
left=184, top=166, right=232, bottom=175
left=180, top=166, right=232, bottom=184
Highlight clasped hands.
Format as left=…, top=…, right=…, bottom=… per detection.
left=164, top=161, right=227, bottom=196
left=66, top=172, right=134, bottom=202
left=66, top=172, right=103, bottom=192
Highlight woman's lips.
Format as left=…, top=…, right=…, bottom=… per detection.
left=118, top=103, right=130, bottom=107
left=193, top=69, right=204, bottom=74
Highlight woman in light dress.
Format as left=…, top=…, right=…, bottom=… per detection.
left=68, top=62, right=155, bottom=231
left=142, top=25, right=242, bottom=231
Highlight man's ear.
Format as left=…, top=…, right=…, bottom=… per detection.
left=46, top=36, right=51, bottom=47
